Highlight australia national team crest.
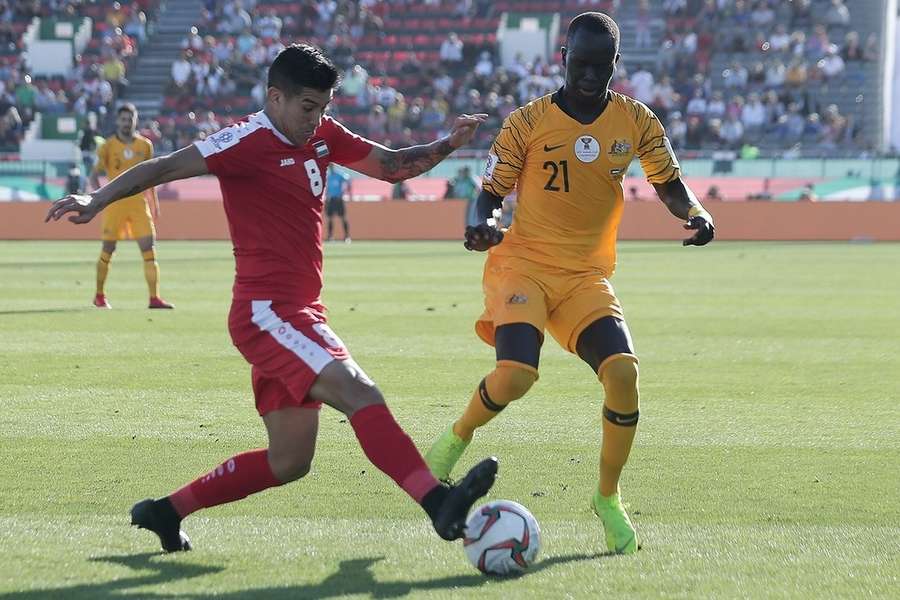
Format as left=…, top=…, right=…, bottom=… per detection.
left=122, top=147, right=134, bottom=160
left=574, top=135, right=600, bottom=163
left=608, top=139, right=632, bottom=157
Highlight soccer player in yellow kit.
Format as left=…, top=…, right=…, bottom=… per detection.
left=425, top=12, right=715, bottom=555
left=90, top=103, right=173, bottom=309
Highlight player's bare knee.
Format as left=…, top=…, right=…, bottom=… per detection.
left=269, top=453, right=312, bottom=483
left=600, top=357, right=639, bottom=411
left=310, top=359, right=382, bottom=416
left=485, top=365, right=537, bottom=408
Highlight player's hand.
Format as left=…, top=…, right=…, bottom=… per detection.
left=44, top=193, right=102, bottom=224
left=682, top=215, right=715, bottom=246
left=464, top=223, right=504, bottom=251
left=448, top=113, right=488, bottom=149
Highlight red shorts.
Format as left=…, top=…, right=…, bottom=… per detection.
left=228, top=300, right=350, bottom=415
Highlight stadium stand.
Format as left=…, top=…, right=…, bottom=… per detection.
left=0, top=0, right=889, bottom=158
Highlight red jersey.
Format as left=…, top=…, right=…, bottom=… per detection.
left=194, top=111, right=373, bottom=305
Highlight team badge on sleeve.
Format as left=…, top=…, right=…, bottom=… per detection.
left=483, top=152, right=498, bottom=180
left=313, top=140, right=329, bottom=158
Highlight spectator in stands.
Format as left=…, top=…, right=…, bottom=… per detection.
left=196, top=111, right=220, bottom=137
left=629, top=63, right=654, bottom=105
left=106, top=1, right=127, bottom=28
left=824, top=0, right=850, bottom=29
left=635, top=0, right=651, bottom=49
left=863, top=33, right=879, bottom=62
left=434, top=69, right=454, bottom=96
left=182, top=26, right=204, bottom=52
left=221, top=0, right=252, bottom=35
left=765, top=59, right=786, bottom=88
left=368, top=104, right=387, bottom=138
left=171, top=51, right=193, bottom=89
left=387, top=94, right=406, bottom=134
left=663, top=0, right=686, bottom=17
left=741, top=93, right=766, bottom=136
left=474, top=52, right=493, bottom=77
left=101, top=48, right=128, bottom=97
left=250, top=79, right=265, bottom=108
left=236, top=26, right=257, bottom=55
left=667, top=111, right=687, bottom=149
left=341, top=64, right=368, bottom=105
left=439, top=32, right=464, bottom=69
left=785, top=59, right=808, bottom=88
left=124, top=10, right=148, bottom=45
left=723, top=61, right=748, bottom=90
left=769, top=24, right=790, bottom=53
left=803, top=113, right=823, bottom=141
left=650, top=75, right=676, bottom=120
left=255, top=7, right=282, bottom=39
left=706, top=90, right=726, bottom=119
left=750, top=1, right=775, bottom=28
left=818, top=44, right=845, bottom=80
left=685, top=88, right=707, bottom=118
left=14, top=74, right=36, bottom=122
left=719, top=115, right=744, bottom=149
left=842, top=31, right=863, bottom=61
left=806, top=25, right=830, bottom=59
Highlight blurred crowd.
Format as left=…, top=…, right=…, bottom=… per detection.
left=0, top=0, right=155, bottom=151
left=0, top=0, right=885, bottom=158
left=617, top=0, right=877, bottom=155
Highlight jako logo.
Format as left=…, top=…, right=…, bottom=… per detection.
left=280, top=158, right=296, bottom=167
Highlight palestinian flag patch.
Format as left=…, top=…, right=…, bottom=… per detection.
left=313, top=140, right=329, bottom=158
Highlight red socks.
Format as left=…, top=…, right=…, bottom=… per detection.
left=166, top=404, right=439, bottom=519
left=168, top=449, right=282, bottom=518
left=350, top=403, right=440, bottom=503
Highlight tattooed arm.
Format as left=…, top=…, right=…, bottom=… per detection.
left=46, top=145, right=208, bottom=224
left=344, top=113, right=487, bottom=184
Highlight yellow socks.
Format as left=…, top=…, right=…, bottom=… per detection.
left=96, top=251, right=112, bottom=295
left=452, top=364, right=537, bottom=441
left=598, top=357, right=640, bottom=497
left=142, top=249, right=160, bottom=298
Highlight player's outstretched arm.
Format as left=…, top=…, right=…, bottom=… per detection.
left=345, top=113, right=487, bottom=183
left=464, top=190, right=505, bottom=251
left=652, top=177, right=715, bottom=246
left=45, top=145, right=209, bottom=224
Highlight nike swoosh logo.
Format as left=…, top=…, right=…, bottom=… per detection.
left=543, top=143, right=565, bottom=152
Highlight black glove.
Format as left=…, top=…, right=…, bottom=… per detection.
left=682, top=216, right=715, bottom=246
left=464, top=223, right=504, bottom=251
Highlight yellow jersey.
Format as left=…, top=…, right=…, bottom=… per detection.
left=96, top=134, right=154, bottom=203
left=482, top=90, right=680, bottom=276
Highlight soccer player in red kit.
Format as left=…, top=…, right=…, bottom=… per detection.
left=46, top=44, right=497, bottom=552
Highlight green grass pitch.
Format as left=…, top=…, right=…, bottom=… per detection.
left=1, top=240, right=898, bottom=599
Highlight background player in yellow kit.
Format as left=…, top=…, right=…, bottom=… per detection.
left=425, top=12, right=715, bottom=555
left=90, top=103, right=173, bottom=309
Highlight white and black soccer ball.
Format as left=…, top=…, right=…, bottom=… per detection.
left=463, top=500, right=541, bottom=575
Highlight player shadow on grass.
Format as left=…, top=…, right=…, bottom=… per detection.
left=0, top=552, right=224, bottom=599
left=0, top=551, right=605, bottom=599
left=0, top=308, right=92, bottom=315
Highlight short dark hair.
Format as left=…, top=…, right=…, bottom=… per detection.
left=117, top=102, right=137, bottom=116
left=268, top=43, right=340, bottom=96
left=566, top=12, right=620, bottom=51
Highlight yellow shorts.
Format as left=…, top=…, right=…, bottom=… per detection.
left=475, top=253, right=625, bottom=355
left=101, top=197, right=154, bottom=241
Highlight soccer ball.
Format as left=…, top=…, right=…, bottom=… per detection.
left=463, top=500, right=541, bottom=575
